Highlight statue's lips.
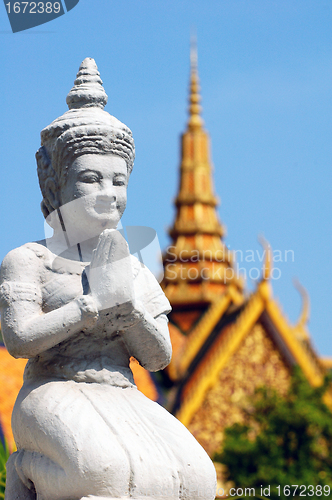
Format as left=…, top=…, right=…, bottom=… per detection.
left=94, top=201, right=117, bottom=215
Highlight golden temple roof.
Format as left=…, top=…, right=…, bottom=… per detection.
left=160, top=46, right=332, bottom=436
left=321, top=358, right=332, bottom=370
left=173, top=269, right=332, bottom=426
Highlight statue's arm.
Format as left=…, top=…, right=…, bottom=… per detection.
left=122, top=305, right=172, bottom=372
left=0, top=247, right=98, bottom=359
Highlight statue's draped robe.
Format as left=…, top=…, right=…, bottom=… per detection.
left=2, top=243, right=216, bottom=500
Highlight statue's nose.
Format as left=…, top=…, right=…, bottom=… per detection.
left=97, top=185, right=117, bottom=202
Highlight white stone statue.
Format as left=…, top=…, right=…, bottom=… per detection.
left=0, top=58, right=216, bottom=500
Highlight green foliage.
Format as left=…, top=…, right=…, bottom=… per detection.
left=0, top=438, right=9, bottom=500
left=214, top=367, right=332, bottom=500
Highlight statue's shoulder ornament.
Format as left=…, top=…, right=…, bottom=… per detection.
left=0, top=242, right=48, bottom=307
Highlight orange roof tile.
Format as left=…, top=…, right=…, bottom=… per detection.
left=0, top=347, right=26, bottom=450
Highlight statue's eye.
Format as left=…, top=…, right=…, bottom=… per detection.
left=85, top=176, right=99, bottom=183
left=79, top=172, right=100, bottom=183
left=113, top=176, right=126, bottom=186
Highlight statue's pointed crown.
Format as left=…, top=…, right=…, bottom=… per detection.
left=66, top=57, right=108, bottom=110
left=37, top=58, right=135, bottom=218
left=38, top=58, right=135, bottom=173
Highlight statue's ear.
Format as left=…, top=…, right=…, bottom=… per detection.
left=45, top=177, right=60, bottom=211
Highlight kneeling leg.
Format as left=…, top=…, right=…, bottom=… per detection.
left=5, top=452, right=36, bottom=500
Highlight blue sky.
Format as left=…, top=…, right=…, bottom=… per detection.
left=0, top=0, right=331, bottom=356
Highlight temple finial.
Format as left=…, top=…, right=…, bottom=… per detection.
left=188, top=36, right=203, bottom=130
left=190, top=33, right=198, bottom=73
left=293, top=278, right=310, bottom=327
left=258, top=235, right=272, bottom=281
left=66, top=57, right=108, bottom=110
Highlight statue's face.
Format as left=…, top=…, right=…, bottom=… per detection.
left=59, top=153, right=128, bottom=239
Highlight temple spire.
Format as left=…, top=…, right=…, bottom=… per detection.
left=162, top=44, right=244, bottom=306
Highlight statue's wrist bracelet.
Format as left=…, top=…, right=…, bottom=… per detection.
left=76, top=295, right=99, bottom=322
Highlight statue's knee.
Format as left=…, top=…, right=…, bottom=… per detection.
left=191, top=458, right=217, bottom=500
left=5, top=452, right=16, bottom=475
left=5, top=451, right=36, bottom=500
left=179, top=451, right=216, bottom=500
